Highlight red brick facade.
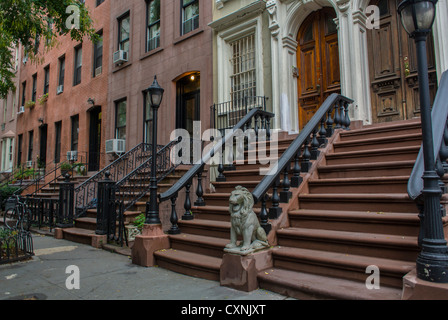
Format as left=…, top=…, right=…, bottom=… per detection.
left=16, top=0, right=110, bottom=171
left=107, top=0, right=213, bottom=156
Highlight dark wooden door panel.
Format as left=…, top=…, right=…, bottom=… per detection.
left=297, top=7, right=340, bottom=129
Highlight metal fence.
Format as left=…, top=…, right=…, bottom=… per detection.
left=0, top=229, right=34, bottom=264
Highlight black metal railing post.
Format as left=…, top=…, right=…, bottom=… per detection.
left=57, top=174, right=75, bottom=228
left=96, top=171, right=116, bottom=235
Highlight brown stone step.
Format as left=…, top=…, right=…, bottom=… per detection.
left=307, top=176, right=409, bottom=194
left=333, top=132, right=421, bottom=153
left=298, top=193, right=418, bottom=213
left=257, top=267, right=403, bottom=300
left=168, top=233, right=228, bottom=258
left=325, top=145, right=420, bottom=165
left=288, top=209, right=419, bottom=236
left=177, top=218, right=230, bottom=239
left=268, top=246, right=414, bottom=288
left=154, top=248, right=222, bottom=281
left=317, top=160, right=415, bottom=179
left=276, top=227, right=419, bottom=262
left=339, top=120, right=421, bottom=142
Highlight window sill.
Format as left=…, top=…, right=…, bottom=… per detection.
left=173, top=28, right=204, bottom=45
left=112, top=62, right=132, bottom=73
left=140, top=47, right=164, bottom=61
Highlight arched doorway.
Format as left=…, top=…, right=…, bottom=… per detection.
left=296, top=7, right=341, bottom=129
left=367, top=0, right=438, bottom=123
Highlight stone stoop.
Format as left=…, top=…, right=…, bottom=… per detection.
left=255, top=119, right=436, bottom=300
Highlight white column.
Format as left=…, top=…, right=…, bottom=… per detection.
left=433, top=0, right=448, bottom=81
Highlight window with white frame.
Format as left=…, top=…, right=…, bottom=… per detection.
left=229, top=33, right=256, bottom=105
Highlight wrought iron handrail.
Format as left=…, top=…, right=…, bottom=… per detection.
left=251, top=93, right=353, bottom=232
left=74, top=142, right=161, bottom=215
left=407, top=70, right=448, bottom=201
left=160, top=105, right=275, bottom=234
left=115, top=138, right=181, bottom=212
left=13, top=160, right=69, bottom=196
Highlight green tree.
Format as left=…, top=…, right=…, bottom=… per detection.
left=0, top=0, right=99, bottom=98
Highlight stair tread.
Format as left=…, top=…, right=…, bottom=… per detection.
left=308, top=176, right=410, bottom=183
left=257, top=267, right=402, bottom=300
left=318, top=159, right=415, bottom=170
left=340, top=119, right=420, bottom=136
left=169, top=233, right=228, bottom=247
left=62, top=227, right=96, bottom=236
left=289, top=208, right=419, bottom=221
left=154, top=248, right=222, bottom=270
left=277, top=227, right=417, bottom=247
left=299, top=193, right=412, bottom=200
left=179, top=218, right=230, bottom=228
left=327, top=145, right=420, bottom=157
left=334, top=132, right=421, bottom=147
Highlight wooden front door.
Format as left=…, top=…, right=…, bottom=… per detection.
left=367, top=0, right=437, bottom=123
left=297, top=8, right=341, bottom=130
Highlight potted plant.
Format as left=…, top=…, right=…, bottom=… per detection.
left=37, top=93, right=49, bottom=105
left=24, top=100, right=35, bottom=109
left=73, top=162, right=87, bottom=176
left=60, top=162, right=72, bottom=177
left=126, top=213, right=145, bottom=241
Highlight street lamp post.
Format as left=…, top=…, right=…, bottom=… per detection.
left=145, top=76, right=164, bottom=225
left=398, top=0, right=448, bottom=283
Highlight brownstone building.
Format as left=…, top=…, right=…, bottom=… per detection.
left=106, top=0, right=213, bottom=156
left=16, top=0, right=110, bottom=172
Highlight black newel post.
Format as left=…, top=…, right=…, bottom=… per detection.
left=398, top=0, right=448, bottom=283
left=57, top=174, right=74, bottom=228
left=96, top=171, right=115, bottom=235
left=144, top=76, right=164, bottom=225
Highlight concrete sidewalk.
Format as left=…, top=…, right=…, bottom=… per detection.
left=0, top=233, right=291, bottom=301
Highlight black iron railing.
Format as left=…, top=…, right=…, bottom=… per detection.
left=13, top=160, right=70, bottom=196
left=26, top=197, right=59, bottom=231
left=407, top=70, right=448, bottom=245
left=0, top=228, right=34, bottom=264
left=74, top=143, right=161, bottom=216
left=251, top=93, right=353, bottom=233
left=211, top=96, right=268, bottom=134
left=115, top=138, right=181, bottom=213
left=160, top=105, right=275, bottom=234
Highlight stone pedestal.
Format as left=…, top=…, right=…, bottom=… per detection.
left=220, top=249, right=272, bottom=292
left=402, top=269, right=448, bottom=300
left=131, top=224, right=170, bottom=267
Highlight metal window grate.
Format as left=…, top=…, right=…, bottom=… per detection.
left=230, top=34, right=256, bottom=108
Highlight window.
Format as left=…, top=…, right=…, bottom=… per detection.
left=54, top=121, right=62, bottom=163
left=28, top=130, right=33, bottom=162
left=58, top=56, right=65, bottom=89
left=74, top=45, right=82, bottom=86
left=230, top=34, right=256, bottom=104
left=32, top=74, right=37, bottom=102
left=93, top=32, right=103, bottom=76
left=17, top=134, right=22, bottom=166
left=44, top=66, right=50, bottom=94
left=96, top=0, right=105, bottom=6
left=115, top=100, right=127, bottom=140
left=71, top=115, right=79, bottom=151
left=146, top=0, right=160, bottom=51
left=181, top=0, right=199, bottom=35
left=21, top=82, right=26, bottom=106
left=118, top=14, right=130, bottom=53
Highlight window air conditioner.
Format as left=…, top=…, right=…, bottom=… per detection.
left=26, top=160, right=33, bottom=168
left=18, top=106, right=25, bottom=114
left=67, top=151, right=78, bottom=161
left=105, top=139, right=126, bottom=154
left=113, top=50, right=128, bottom=65
left=57, top=85, right=64, bottom=94
left=95, top=66, right=102, bottom=77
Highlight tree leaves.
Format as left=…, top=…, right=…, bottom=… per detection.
left=0, top=0, right=98, bottom=98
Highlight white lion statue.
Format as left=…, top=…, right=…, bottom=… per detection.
left=224, top=186, right=269, bottom=255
